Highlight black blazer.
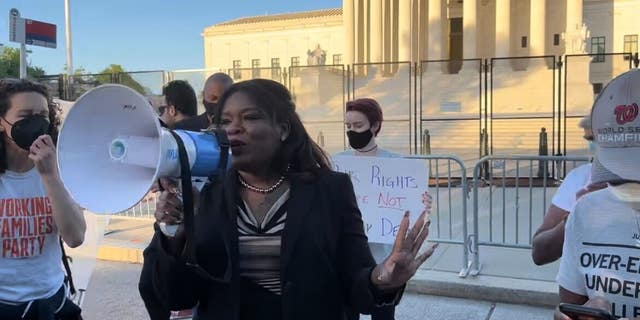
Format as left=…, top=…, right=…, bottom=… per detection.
left=139, top=170, right=401, bottom=320
left=173, top=113, right=211, bottom=132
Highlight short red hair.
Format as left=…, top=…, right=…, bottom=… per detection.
left=346, top=98, right=383, bottom=136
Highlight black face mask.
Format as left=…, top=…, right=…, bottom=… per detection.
left=203, top=101, right=218, bottom=116
left=4, top=115, right=50, bottom=151
left=347, top=130, right=373, bottom=150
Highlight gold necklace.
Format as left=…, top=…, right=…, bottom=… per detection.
left=238, top=175, right=286, bottom=194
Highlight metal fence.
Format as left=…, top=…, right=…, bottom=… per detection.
left=119, top=70, right=167, bottom=96
left=39, top=55, right=635, bottom=247
left=227, top=67, right=286, bottom=84
left=563, top=53, right=634, bottom=156
left=40, top=52, right=638, bottom=161
left=37, top=74, right=65, bottom=99
left=115, top=153, right=597, bottom=279
left=469, top=155, right=591, bottom=275
left=352, top=62, right=414, bottom=155
left=490, top=56, right=557, bottom=156
left=116, top=193, right=158, bottom=220
left=406, top=155, right=472, bottom=277
left=170, top=68, right=225, bottom=114
left=419, top=59, right=482, bottom=171
left=289, top=64, right=347, bottom=155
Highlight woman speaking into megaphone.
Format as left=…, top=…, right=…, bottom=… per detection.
left=139, top=79, right=437, bottom=320
left=0, top=79, right=86, bottom=319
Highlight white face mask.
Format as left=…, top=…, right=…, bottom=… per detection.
left=587, top=141, right=597, bottom=154
left=609, top=183, right=640, bottom=209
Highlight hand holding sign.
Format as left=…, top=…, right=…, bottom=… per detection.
left=333, top=155, right=430, bottom=244
left=422, top=192, right=432, bottom=212
left=371, top=210, right=438, bottom=291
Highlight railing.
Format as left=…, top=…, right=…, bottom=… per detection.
left=469, top=155, right=591, bottom=275
left=115, top=193, right=158, bottom=220
left=110, top=153, right=600, bottom=280
left=405, top=155, right=472, bottom=277
left=42, top=53, right=635, bottom=279
left=39, top=53, right=637, bottom=159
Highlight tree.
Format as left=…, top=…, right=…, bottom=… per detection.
left=0, top=47, right=46, bottom=79
left=68, top=64, right=150, bottom=100
left=63, top=64, right=87, bottom=75
left=97, top=64, right=148, bottom=95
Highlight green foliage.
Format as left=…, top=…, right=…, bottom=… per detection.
left=97, top=64, right=147, bottom=95
left=0, top=47, right=46, bottom=79
left=63, top=64, right=87, bottom=75
left=68, top=64, right=150, bottom=99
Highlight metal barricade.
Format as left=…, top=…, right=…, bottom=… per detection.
left=469, top=155, right=591, bottom=275
left=405, top=155, right=472, bottom=277
left=110, top=155, right=473, bottom=277
left=112, top=192, right=158, bottom=220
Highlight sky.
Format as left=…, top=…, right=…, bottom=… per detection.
left=0, top=0, right=342, bottom=75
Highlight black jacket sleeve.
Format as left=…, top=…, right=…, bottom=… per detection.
left=139, top=180, right=232, bottom=317
left=140, top=225, right=203, bottom=312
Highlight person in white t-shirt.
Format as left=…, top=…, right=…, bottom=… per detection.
left=0, top=79, right=86, bottom=319
left=555, top=69, right=640, bottom=320
left=531, top=115, right=606, bottom=265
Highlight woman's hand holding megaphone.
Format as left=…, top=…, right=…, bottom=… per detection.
left=154, top=178, right=200, bottom=240
left=154, top=178, right=182, bottom=232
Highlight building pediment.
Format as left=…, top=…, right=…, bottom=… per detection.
left=203, top=8, right=342, bottom=36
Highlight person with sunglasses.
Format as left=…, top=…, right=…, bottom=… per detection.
left=531, top=115, right=607, bottom=266
left=157, top=80, right=199, bottom=131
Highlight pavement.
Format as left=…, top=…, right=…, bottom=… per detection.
left=82, top=260, right=554, bottom=320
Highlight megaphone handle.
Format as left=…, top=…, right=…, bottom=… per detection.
left=209, top=128, right=231, bottom=181
left=167, top=130, right=197, bottom=266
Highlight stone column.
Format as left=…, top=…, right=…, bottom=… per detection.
left=398, top=0, right=412, bottom=62
left=529, top=0, right=546, bottom=67
left=462, top=0, right=478, bottom=71
left=370, top=0, right=383, bottom=63
left=565, top=0, right=583, bottom=37
left=343, top=0, right=355, bottom=65
left=564, top=0, right=585, bottom=54
left=495, top=0, right=511, bottom=58
left=428, top=0, right=443, bottom=61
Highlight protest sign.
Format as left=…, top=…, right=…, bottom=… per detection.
left=332, top=155, right=429, bottom=244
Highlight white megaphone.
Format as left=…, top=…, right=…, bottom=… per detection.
left=57, top=84, right=231, bottom=214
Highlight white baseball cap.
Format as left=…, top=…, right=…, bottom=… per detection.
left=591, top=69, right=640, bottom=183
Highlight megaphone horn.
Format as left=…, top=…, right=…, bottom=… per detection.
left=57, top=84, right=231, bottom=214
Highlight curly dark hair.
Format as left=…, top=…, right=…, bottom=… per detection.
left=0, top=78, right=61, bottom=173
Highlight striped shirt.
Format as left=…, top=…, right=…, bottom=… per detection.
left=238, top=189, right=289, bottom=295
